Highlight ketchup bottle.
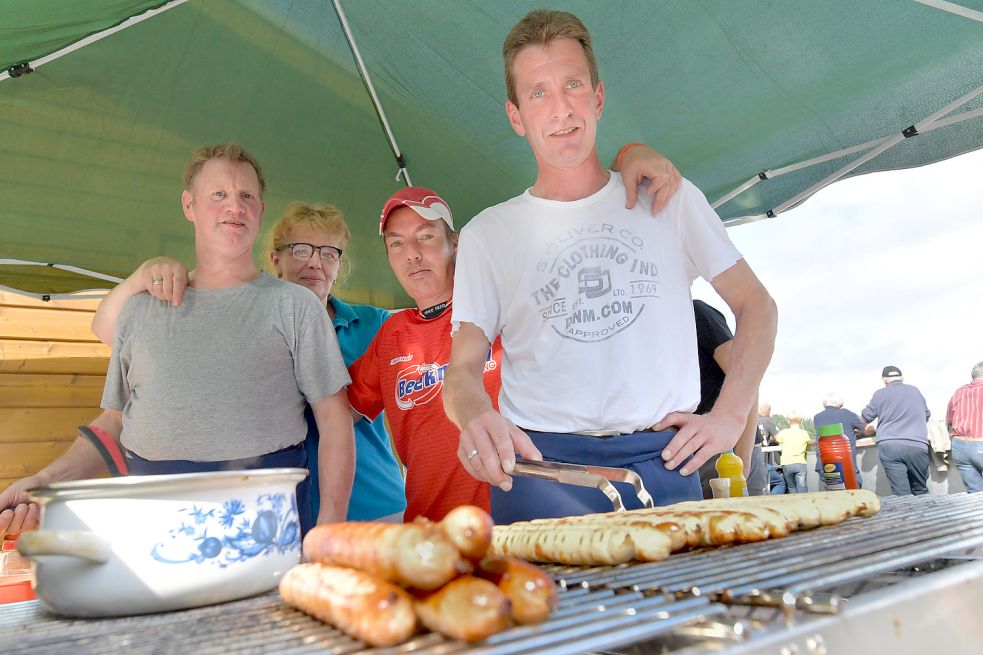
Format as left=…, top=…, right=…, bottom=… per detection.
left=817, top=423, right=859, bottom=490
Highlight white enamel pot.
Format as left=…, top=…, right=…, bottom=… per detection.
left=17, top=468, right=307, bottom=617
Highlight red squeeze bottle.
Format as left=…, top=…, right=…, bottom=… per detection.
left=817, top=423, right=859, bottom=490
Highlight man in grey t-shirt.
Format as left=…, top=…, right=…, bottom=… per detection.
left=0, top=144, right=355, bottom=534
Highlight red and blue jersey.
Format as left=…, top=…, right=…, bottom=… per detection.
left=347, top=303, right=500, bottom=522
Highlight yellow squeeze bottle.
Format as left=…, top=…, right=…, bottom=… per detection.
left=715, top=450, right=748, bottom=497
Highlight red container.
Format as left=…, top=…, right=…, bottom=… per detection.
left=817, top=423, right=859, bottom=490
left=1, top=539, right=35, bottom=604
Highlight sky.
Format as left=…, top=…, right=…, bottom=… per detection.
left=692, top=147, right=983, bottom=423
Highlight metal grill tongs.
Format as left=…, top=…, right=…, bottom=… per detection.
left=512, top=458, right=655, bottom=511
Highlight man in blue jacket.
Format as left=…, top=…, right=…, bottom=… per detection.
left=862, top=366, right=931, bottom=495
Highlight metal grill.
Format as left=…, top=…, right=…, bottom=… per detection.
left=547, top=493, right=983, bottom=612
left=4, top=493, right=983, bottom=655
left=0, top=578, right=723, bottom=655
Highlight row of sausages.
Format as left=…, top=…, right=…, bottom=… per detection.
left=279, top=506, right=558, bottom=646
left=492, top=490, right=882, bottom=566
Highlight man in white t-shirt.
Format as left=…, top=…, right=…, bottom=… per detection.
left=443, top=10, right=777, bottom=522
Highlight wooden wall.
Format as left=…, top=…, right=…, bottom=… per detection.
left=0, top=291, right=109, bottom=491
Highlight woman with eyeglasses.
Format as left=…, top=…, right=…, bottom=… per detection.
left=89, top=202, right=407, bottom=529
left=266, top=202, right=406, bottom=524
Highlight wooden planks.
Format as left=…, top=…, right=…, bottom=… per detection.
left=0, top=441, right=75, bottom=480
left=0, top=339, right=109, bottom=374
left=0, top=408, right=98, bottom=442
left=0, top=305, right=102, bottom=342
left=0, top=373, right=105, bottom=408
left=1, top=290, right=108, bottom=492
left=0, top=290, right=102, bottom=311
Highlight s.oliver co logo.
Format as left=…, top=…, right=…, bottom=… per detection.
left=531, top=223, right=660, bottom=343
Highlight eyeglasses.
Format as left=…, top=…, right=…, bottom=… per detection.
left=280, top=242, right=343, bottom=263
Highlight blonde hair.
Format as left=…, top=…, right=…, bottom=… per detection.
left=503, top=10, right=598, bottom=106
left=266, top=201, right=352, bottom=283
left=788, top=411, right=803, bottom=424
left=183, top=143, right=266, bottom=196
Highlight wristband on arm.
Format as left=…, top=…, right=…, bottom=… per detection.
left=615, top=142, right=645, bottom=170
left=78, top=425, right=129, bottom=477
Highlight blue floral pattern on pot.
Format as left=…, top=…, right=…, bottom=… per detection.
left=151, top=493, right=299, bottom=567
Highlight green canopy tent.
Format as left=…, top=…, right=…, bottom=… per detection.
left=2, top=0, right=981, bottom=306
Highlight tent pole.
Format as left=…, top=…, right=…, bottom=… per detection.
left=0, top=259, right=123, bottom=299
left=0, top=259, right=123, bottom=284
left=332, top=0, right=412, bottom=187
left=0, top=284, right=110, bottom=301
left=772, top=83, right=983, bottom=215
left=713, top=84, right=983, bottom=214
left=913, top=0, right=983, bottom=23
left=0, top=0, right=189, bottom=83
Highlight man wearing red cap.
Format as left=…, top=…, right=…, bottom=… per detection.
left=443, top=10, right=778, bottom=522
left=346, top=186, right=495, bottom=521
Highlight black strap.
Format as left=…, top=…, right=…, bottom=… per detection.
left=78, top=426, right=127, bottom=477
left=420, top=299, right=451, bottom=320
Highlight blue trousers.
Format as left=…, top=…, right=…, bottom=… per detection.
left=877, top=440, right=929, bottom=496
left=768, top=463, right=787, bottom=494
left=951, top=438, right=983, bottom=493
left=491, top=430, right=701, bottom=524
left=125, top=442, right=313, bottom=534
left=782, top=463, right=808, bottom=493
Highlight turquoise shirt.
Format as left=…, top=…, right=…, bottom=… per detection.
left=305, top=298, right=407, bottom=522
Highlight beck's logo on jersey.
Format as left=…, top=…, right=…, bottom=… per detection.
left=392, top=349, right=497, bottom=411
left=395, top=362, right=446, bottom=410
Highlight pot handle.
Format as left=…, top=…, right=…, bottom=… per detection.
left=16, top=530, right=111, bottom=564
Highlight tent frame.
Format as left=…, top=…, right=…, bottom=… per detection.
left=3, top=0, right=981, bottom=297
left=0, top=1, right=189, bottom=84
left=717, top=83, right=983, bottom=227
left=0, top=259, right=123, bottom=300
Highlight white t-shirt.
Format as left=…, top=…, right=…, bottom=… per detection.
left=451, top=173, right=741, bottom=434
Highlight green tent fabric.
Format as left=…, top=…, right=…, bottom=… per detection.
left=2, top=0, right=982, bottom=305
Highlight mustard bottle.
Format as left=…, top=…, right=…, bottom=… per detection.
left=715, top=449, right=748, bottom=497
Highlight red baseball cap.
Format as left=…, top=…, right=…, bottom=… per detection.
left=379, top=186, right=454, bottom=235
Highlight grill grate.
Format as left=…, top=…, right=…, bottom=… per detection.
left=0, top=578, right=722, bottom=655
left=5, top=494, right=983, bottom=654
left=546, top=493, right=983, bottom=609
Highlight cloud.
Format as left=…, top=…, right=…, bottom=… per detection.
left=695, top=148, right=983, bottom=419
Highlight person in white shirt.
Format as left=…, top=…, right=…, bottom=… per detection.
left=443, top=10, right=777, bottom=522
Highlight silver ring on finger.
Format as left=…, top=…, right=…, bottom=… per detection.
left=466, top=448, right=479, bottom=462
left=152, top=278, right=163, bottom=285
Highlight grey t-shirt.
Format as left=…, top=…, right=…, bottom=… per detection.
left=102, top=273, right=349, bottom=461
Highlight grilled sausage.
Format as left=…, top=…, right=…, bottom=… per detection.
left=669, top=490, right=880, bottom=529
left=491, top=523, right=636, bottom=565
left=477, top=556, right=558, bottom=624
left=529, top=509, right=768, bottom=549
left=667, top=501, right=793, bottom=537
left=303, top=522, right=466, bottom=590
left=839, top=489, right=881, bottom=516
left=279, top=563, right=416, bottom=647
left=534, top=514, right=690, bottom=552
left=414, top=575, right=511, bottom=642
left=640, top=509, right=774, bottom=543
left=437, top=505, right=495, bottom=559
